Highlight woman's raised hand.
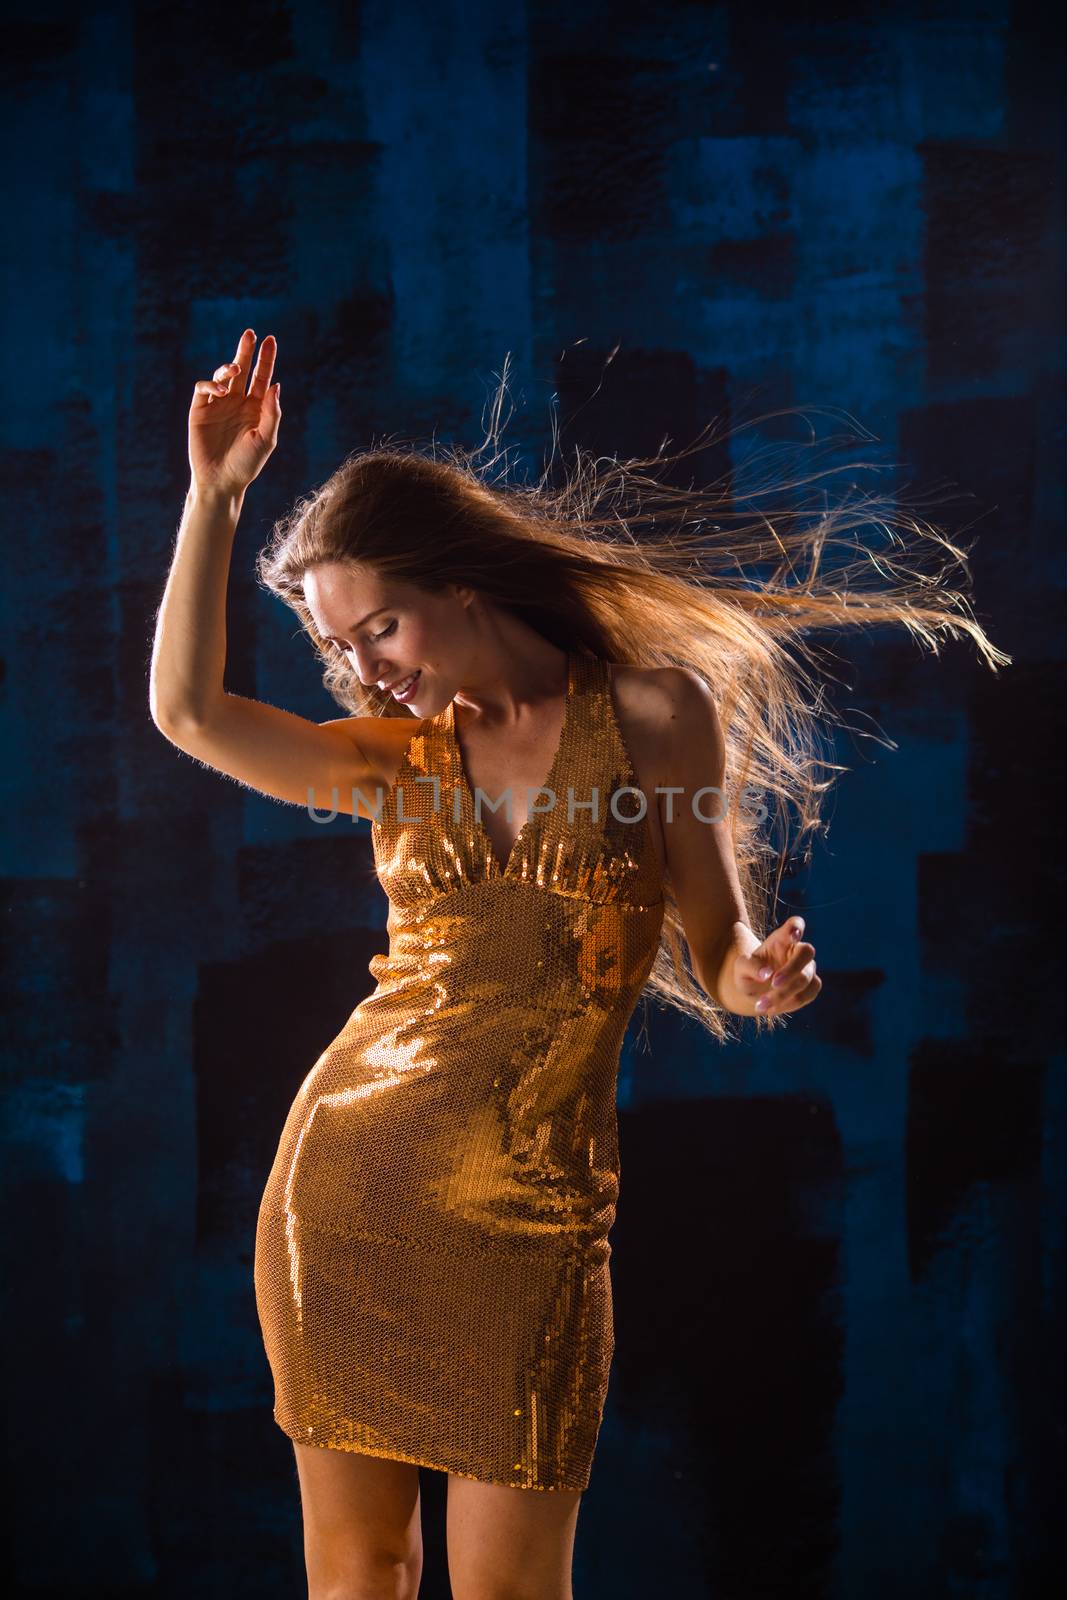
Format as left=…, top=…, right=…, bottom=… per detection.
left=188, top=329, right=281, bottom=496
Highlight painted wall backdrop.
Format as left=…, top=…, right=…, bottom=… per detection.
left=2, top=0, right=1062, bottom=1595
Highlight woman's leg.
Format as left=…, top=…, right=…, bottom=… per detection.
left=445, top=1476, right=583, bottom=1600
left=292, top=1441, right=424, bottom=1600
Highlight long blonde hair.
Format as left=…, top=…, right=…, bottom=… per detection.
left=256, top=389, right=1010, bottom=1044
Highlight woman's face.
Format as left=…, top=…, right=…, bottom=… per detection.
left=303, top=560, right=473, bottom=712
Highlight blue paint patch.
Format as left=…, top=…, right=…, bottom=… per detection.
left=3, top=1080, right=87, bottom=1184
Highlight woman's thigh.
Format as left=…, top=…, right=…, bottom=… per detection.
left=292, top=1441, right=423, bottom=1597
left=445, top=1475, right=583, bottom=1600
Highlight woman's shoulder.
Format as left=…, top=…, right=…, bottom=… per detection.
left=604, top=663, right=722, bottom=830
left=608, top=660, right=720, bottom=760
left=603, top=661, right=708, bottom=785
left=607, top=660, right=712, bottom=725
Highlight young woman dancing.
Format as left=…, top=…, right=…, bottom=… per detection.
left=150, top=329, right=1008, bottom=1599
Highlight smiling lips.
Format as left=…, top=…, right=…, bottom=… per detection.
left=387, top=669, right=420, bottom=698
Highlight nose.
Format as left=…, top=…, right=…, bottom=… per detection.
left=348, top=643, right=389, bottom=686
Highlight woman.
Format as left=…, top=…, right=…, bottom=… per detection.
left=151, top=329, right=1008, bottom=1599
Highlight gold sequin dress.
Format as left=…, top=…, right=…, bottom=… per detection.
left=254, top=649, right=665, bottom=1490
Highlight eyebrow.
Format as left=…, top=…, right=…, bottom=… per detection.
left=321, top=606, right=389, bottom=642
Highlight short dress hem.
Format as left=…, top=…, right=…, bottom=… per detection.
left=275, top=1417, right=595, bottom=1492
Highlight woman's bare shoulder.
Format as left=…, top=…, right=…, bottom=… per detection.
left=604, top=662, right=691, bottom=784
left=608, top=661, right=710, bottom=727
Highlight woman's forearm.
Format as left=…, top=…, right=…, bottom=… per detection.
left=150, top=481, right=246, bottom=729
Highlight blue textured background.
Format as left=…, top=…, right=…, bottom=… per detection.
left=2, top=1, right=1063, bottom=1594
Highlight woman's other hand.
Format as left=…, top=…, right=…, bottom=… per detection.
left=188, top=328, right=281, bottom=497
left=742, top=916, right=822, bottom=1018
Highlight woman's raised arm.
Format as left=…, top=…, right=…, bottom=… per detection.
left=149, top=330, right=383, bottom=819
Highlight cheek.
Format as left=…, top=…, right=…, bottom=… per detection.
left=406, top=620, right=439, bottom=659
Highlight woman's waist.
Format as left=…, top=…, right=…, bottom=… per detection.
left=366, top=907, right=661, bottom=1007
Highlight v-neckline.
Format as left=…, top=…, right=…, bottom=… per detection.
left=446, top=650, right=575, bottom=879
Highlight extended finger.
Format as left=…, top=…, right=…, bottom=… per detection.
left=216, top=328, right=256, bottom=396
left=233, top=327, right=256, bottom=366
left=247, top=333, right=277, bottom=401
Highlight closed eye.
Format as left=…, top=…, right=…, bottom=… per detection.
left=372, top=620, right=397, bottom=641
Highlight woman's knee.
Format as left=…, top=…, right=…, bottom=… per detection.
left=308, top=1546, right=422, bottom=1600
left=292, top=1442, right=424, bottom=1599
left=305, top=1532, right=423, bottom=1600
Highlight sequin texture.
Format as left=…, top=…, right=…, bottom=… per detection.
left=254, top=650, right=665, bottom=1490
